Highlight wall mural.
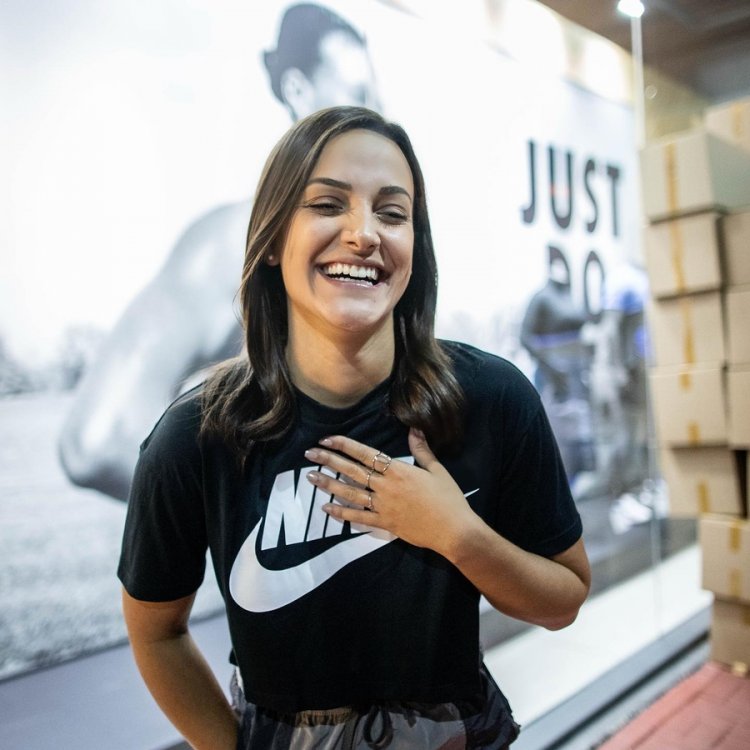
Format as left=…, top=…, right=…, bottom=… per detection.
left=0, top=0, right=663, bottom=681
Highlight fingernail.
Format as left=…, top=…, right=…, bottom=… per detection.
left=322, top=503, right=334, bottom=513
left=319, top=437, right=333, bottom=447
left=306, top=471, right=320, bottom=483
left=304, top=448, right=319, bottom=460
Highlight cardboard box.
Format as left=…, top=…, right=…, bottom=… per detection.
left=722, top=210, right=750, bottom=286
left=661, top=447, right=745, bottom=517
left=647, top=291, right=725, bottom=367
left=644, top=213, right=722, bottom=297
left=711, top=599, right=750, bottom=668
left=728, top=365, right=750, bottom=447
left=726, top=285, right=750, bottom=364
left=640, top=129, right=750, bottom=222
left=705, top=96, right=750, bottom=154
left=700, top=515, right=750, bottom=601
left=649, top=365, right=727, bottom=446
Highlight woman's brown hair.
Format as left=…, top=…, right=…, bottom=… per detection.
left=201, top=106, right=464, bottom=459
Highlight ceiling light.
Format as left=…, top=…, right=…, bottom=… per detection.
left=617, top=0, right=645, bottom=19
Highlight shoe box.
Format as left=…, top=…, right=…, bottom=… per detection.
left=640, top=128, right=750, bottom=223
left=705, top=96, right=750, bottom=155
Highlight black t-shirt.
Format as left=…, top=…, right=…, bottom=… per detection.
left=118, top=341, right=581, bottom=712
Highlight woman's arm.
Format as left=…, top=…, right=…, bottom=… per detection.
left=305, top=430, right=590, bottom=630
left=445, top=526, right=590, bottom=630
left=122, top=589, right=239, bottom=750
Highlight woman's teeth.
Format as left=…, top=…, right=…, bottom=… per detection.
left=322, top=263, right=380, bottom=284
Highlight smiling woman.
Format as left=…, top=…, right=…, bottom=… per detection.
left=118, top=106, right=590, bottom=749
left=270, top=128, right=415, bottom=359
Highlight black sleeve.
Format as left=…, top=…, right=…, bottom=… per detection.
left=492, top=376, right=582, bottom=558
left=117, top=395, right=208, bottom=601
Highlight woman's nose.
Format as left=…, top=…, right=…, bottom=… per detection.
left=343, top=209, right=380, bottom=252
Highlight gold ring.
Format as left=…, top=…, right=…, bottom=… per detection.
left=371, top=451, right=392, bottom=474
left=366, top=492, right=374, bottom=511
left=365, top=468, right=375, bottom=491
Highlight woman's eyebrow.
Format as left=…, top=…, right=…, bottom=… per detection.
left=379, top=185, right=412, bottom=201
left=306, top=177, right=351, bottom=190
left=306, top=177, right=412, bottom=201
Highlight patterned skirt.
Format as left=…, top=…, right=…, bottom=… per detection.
left=232, top=662, right=520, bottom=749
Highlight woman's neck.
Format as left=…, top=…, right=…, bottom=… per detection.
left=286, top=323, right=395, bottom=409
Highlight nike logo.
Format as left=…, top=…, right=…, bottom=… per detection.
left=228, top=460, right=479, bottom=613
left=229, top=519, right=396, bottom=612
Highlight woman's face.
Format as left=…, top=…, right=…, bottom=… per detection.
left=272, top=128, right=414, bottom=342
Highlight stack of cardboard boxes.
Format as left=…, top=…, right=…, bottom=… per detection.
left=640, top=95, right=750, bottom=670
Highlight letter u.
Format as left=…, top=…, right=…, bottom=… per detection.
left=548, top=146, right=573, bottom=230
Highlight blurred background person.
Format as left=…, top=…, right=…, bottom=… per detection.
left=520, top=244, right=592, bottom=482
left=600, top=260, right=656, bottom=533
left=576, top=255, right=656, bottom=532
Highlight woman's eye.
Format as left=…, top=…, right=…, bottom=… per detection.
left=378, top=209, right=408, bottom=224
left=308, top=202, right=342, bottom=215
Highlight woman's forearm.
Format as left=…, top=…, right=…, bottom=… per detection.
left=129, top=629, right=239, bottom=750
left=444, top=515, right=590, bottom=630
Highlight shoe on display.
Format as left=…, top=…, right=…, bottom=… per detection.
left=609, top=492, right=653, bottom=535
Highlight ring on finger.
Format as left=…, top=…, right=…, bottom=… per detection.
left=365, top=492, right=374, bottom=511
left=371, top=451, right=392, bottom=474
left=364, top=467, right=375, bottom=491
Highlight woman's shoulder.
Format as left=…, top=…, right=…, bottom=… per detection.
left=139, top=384, right=204, bottom=459
left=441, top=341, right=543, bottom=439
left=440, top=340, right=539, bottom=399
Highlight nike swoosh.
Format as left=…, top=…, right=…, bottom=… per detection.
left=229, top=521, right=395, bottom=612
left=229, top=487, right=481, bottom=613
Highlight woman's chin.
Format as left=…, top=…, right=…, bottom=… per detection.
left=327, top=309, right=393, bottom=338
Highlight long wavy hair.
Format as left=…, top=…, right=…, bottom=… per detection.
left=201, top=106, right=464, bottom=459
